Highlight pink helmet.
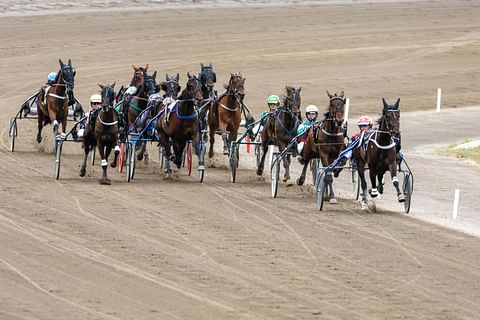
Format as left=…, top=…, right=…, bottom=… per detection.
left=358, top=115, right=372, bottom=126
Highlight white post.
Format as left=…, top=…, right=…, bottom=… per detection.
left=344, top=98, right=350, bottom=124
left=452, top=189, right=460, bottom=219
left=436, top=88, right=442, bottom=112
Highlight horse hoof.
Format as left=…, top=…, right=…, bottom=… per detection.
left=398, top=194, right=406, bottom=202
left=296, top=177, right=304, bottom=186
left=361, top=201, right=368, bottom=211
left=79, top=168, right=86, bottom=177
left=283, top=175, right=290, bottom=183
left=256, top=168, right=264, bottom=176
left=223, top=149, right=229, bottom=155
left=100, top=179, right=111, bottom=185
left=208, top=150, right=214, bottom=158
left=110, top=162, right=117, bottom=168
left=37, top=135, right=42, bottom=143
left=370, top=189, right=379, bottom=197
left=329, top=198, right=337, bottom=204
left=137, top=154, right=144, bottom=161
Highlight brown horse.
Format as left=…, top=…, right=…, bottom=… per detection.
left=353, top=98, right=405, bottom=209
left=37, top=59, right=76, bottom=144
left=80, top=83, right=119, bottom=184
left=115, top=65, right=148, bottom=104
left=157, top=73, right=204, bottom=178
left=208, top=72, right=245, bottom=157
left=297, top=90, right=346, bottom=204
left=256, top=86, right=302, bottom=182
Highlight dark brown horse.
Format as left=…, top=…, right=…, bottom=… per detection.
left=115, top=65, right=149, bottom=104
left=297, top=90, right=346, bottom=204
left=157, top=73, right=204, bottom=178
left=80, top=83, right=119, bottom=185
left=36, top=59, right=76, bottom=144
left=208, top=72, right=245, bottom=156
left=256, top=86, right=302, bottom=182
left=353, top=98, right=405, bottom=209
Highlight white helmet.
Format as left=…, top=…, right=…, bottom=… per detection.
left=90, top=94, right=101, bottom=103
left=305, top=104, right=318, bottom=114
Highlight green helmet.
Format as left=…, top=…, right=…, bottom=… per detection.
left=267, top=95, right=280, bottom=104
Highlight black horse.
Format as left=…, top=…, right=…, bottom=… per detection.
left=80, top=83, right=119, bottom=184
left=353, top=98, right=405, bottom=209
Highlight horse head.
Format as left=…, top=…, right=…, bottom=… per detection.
left=58, top=58, right=76, bottom=90
left=185, top=72, right=203, bottom=102
left=143, top=70, right=159, bottom=97
left=284, top=85, right=302, bottom=117
left=200, top=63, right=216, bottom=96
left=131, top=64, right=148, bottom=87
left=98, top=82, right=116, bottom=112
left=161, top=73, right=181, bottom=98
left=226, top=72, right=245, bottom=100
left=381, top=97, right=401, bottom=136
left=326, top=90, right=345, bottom=126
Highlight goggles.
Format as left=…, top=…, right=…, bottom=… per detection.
left=307, top=112, right=317, bottom=116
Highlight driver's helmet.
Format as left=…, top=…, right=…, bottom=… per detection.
left=305, top=104, right=318, bottom=121
left=357, top=115, right=372, bottom=127
left=90, top=94, right=102, bottom=104
left=47, top=72, right=57, bottom=83
left=267, top=95, right=280, bottom=106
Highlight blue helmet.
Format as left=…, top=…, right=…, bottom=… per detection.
left=47, top=72, right=57, bottom=82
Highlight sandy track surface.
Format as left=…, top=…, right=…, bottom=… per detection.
left=1, top=1, right=480, bottom=319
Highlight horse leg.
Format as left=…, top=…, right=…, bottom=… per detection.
left=193, top=132, right=205, bottom=170
left=378, top=173, right=385, bottom=194
left=283, top=154, right=291, bottom=182
left=37, top=110, right=44, bottom=143
left=208, top=128, right=215, bottom=158
left=110, top=144, right=120, bottom=168
left=79, top=142, right=90, bottom=177
left=296, top=159, right=310, bottom=186
left=357, top=165, right=369, bottom=210
left=369, top=168, right=379, bottom=198
left=172, top=140, right=184, bottom=169
left=325, top=169, right=337, bottom=204
left=256, top=139, right=269, bottom=176
left=389, top=162, right=405, bottom=202
left=98, top=142, right=110, bottom=185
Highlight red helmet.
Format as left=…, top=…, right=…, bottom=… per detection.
left=358, top=115, right=372, bottom=126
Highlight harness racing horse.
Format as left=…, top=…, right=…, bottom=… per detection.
left=208, top=72, right=245, bottom=157
left=198, top=63, right=216, bottom=130
left=297, top=90, right=346, bottom=204
left=80, top=83, right=119, bottom=185
left=353, top=98, right=405, bottom=209
left=158, top=73, right=204, bottom=178
left=36, top=59, right=76, bottom=144
left=124, top=70, right=158, bottom=162
left=256, top=86, right=302, bottom=182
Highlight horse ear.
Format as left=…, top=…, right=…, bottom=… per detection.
left=209, top=63, right=212, bottom=67
left=59, top=59, right=64, bottom=68
left=243, top=77, right=246, bottom=83
left=145, top=64, right=149, bottom=71
left=230, top=72, right=234, bottom=78
left=339, top=90, right=344, bottom=97
left=152, top=71, right=157, bottom=79
left=213, top=73, right=216, bottom=82
left=394, top=98, right=400, bottom=109
left=298, top=86, right=302, bottom=92
left=72, top=68, right=76, bottom=76
left=201, top=63, right=204, bottom=70
left=326, top=90, right=333, bottom=98
left=132, top=65, right=138, bottom=71
left=166, top=74, right=169, bottom=81
left=177, top=86, right=181, bottom=93
left=176, top=73, right=179, bottom=81
left=382, top=97, right=389, bottom=109
left=68, top=58, right=71, bottom=65
left=112, top=82, right=116, bottom=89
left=187, top=71, right=191, bottom=78
left=98, top=83, right=104, bottom=89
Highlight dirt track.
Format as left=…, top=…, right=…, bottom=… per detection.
left=1, top=1, right=480, bottom=319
